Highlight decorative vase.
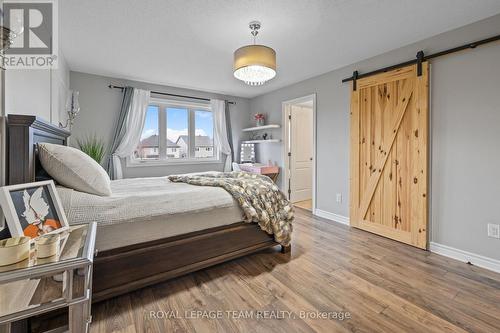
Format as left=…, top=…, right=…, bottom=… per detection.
left=256, top=119, right=265, bottom=127
left=0, top=237, right=30, bottom=266
left=36, top=233, right=61, bottom=258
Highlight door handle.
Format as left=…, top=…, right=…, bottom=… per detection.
left=310, top=157, right=313, bottom=161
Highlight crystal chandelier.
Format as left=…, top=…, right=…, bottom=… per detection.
left=233, top=21, right=276, bottom=86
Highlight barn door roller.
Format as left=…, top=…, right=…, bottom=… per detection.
left=352, top=70, right=358, bottom=91
left=416, top=50, right=424, bottom=77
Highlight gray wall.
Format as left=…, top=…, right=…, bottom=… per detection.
left=70, top=71, right=251, bottom=178
left=250, top=14, right=500, bottom=260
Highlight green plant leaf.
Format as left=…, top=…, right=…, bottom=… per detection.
left=77, top=135, right=106, bottom=164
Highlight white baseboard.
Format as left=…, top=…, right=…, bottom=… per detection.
left=430, top=242, right=500, bottom=273
left=314, top=209, right=350, bottom=226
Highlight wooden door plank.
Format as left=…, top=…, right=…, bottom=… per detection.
left=365, top=88, right=372, bottom=222
left=371, top=85, right=383, bottom=225
left=411, top=62, right=429, bottom=249
left=387, top=81, right=396, bottom=229
left=358, top=79, right=414, bottom=220
left=395, top=91, right=412, bottom=231
left=359, top=89, right=367, bottom=219
left=358, top=219, right=412, bottom=244
left=349, top=84, right=360, bottom=226
left=396, top=78, right=414, bottom=232
left=382, top=82, right=396, bottom=228
left=360, top=88, right=370, bottom=220
left=358, top=66, right=414, bottom=90
left=363, top=89, right=371, bottom=220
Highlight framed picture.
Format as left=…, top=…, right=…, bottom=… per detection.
left=0, top=180, right=69, bottom=239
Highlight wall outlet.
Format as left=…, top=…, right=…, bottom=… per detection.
left=487, top=224, right=500, bottom=239
left=336, top=193, right=342, bottom=203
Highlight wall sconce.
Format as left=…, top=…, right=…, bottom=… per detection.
left=0, top=26, right=13, bottom=52
left=1, top=5, right=24, bottom=53
left=59, top=90, right=80, bottom=130
left=1, top=8, right=23, bottom=54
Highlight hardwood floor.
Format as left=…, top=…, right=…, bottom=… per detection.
left=90, top=209, right=500, bottom=333
left=294, top=199, right=313, bottom=211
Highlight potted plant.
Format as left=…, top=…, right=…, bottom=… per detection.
left=76, top=135, right=106, bottom=164
left=254, top=113, right=265, bottom=127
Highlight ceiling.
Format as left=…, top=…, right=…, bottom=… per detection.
left=61, top=0, right=500, bottom=98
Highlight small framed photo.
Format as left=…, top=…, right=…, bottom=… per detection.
left=0, top=180, right=69, bottom=239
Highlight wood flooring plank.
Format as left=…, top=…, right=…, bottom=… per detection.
left=91, top=294, right=136, bottom=333
left=231, top=261, right=350, bottom=333
left=330, top=269, right=466, bottom=333
left=128, top=288, right=165, bottom=333
left=344, top=259, right=500, bottom=333
left=89, top=209, right=500, bottom=333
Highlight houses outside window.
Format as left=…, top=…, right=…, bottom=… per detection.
left=132, top=99, right=218, bottom=164
left=133, top=106, right=160, bottom=160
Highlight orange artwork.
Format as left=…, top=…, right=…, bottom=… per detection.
left=23, top=219, right=62, bottom=238
left=21, top=187, right=63, bottom=238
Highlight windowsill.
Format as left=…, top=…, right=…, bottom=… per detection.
left=126, top=158, right=222, bottom=168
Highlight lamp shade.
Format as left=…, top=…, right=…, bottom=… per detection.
left=233, top=45, right=276, bottom=86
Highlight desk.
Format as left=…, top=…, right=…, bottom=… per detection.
left=239, top=164, right=280, bottom=182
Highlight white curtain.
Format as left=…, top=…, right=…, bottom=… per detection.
left=111, top=88, right=150, bottom=179
left=211, top=99, right=232, bottom=172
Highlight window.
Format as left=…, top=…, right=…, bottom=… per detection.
left=195, top=110, right=215, bottom=159
left=166, top=107, right=188, bottom=159
left=133, top=100, right=218, bottom=164
left=134, top=105, right=159, bottom=161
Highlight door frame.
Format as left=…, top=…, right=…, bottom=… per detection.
left=282, top=94, right=317, bottom=213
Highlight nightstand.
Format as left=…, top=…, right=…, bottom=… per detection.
left=0, top=223, right=96, bottom=333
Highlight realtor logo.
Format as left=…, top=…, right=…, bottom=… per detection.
left=2, top=0, right=58, bottom=69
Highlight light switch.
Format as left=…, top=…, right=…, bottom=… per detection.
left=487, top=224, right=500, bottom=239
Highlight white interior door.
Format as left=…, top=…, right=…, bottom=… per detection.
left=290, top=105, right=313, bottom=203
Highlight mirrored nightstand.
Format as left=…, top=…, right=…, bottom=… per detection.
left=0, top=223, right=96, bottom=333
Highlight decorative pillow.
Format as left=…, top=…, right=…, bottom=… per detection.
left=38, top=143, right=112, bottom=196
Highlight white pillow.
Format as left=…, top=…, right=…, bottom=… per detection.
left=38, top=143, right=112, bottom=196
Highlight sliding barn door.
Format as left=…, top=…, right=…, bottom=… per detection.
left=350, top=64, right=429, bottom=249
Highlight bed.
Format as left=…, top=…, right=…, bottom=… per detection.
left=57, top=176, right=245, bottom=252
left=5, top=114, right=290, bottom=302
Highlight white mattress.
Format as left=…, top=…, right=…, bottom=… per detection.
left=57, top=176, right=244, bottom=251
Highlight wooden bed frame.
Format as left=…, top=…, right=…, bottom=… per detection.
left=5, top=114, right=290, bottom=303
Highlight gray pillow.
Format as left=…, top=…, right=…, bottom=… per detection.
left=38, top=143, right=112, bottom=196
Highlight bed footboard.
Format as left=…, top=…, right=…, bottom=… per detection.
left=92, top=222, right=279, bottom=302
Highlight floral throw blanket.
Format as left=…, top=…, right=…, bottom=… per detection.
left=168, top=172, right=293, bottom=246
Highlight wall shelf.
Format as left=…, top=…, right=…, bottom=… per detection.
left=242, top=139, right=281, bottom=144
left=242, top=124, right=280, bottom=132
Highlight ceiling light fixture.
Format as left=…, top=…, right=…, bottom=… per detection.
left=233, top=21, right=276, bottom=86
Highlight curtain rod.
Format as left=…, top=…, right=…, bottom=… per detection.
left=108, top=84, right=236, bottom=105
left=342, top=33, right=500, bottom=85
